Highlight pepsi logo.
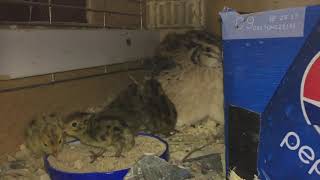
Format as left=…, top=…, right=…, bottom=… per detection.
left=301, top=52, right=320, bottom=134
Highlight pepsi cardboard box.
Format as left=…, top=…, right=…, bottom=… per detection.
left=220, top=5, right=320, bottom=180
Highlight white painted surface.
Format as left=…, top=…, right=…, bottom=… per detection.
left=147, top=0, right=205, bottom=29
left=0, top=29, right=160, bottom=79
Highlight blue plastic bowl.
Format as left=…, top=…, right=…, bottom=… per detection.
left=44, top=133, right=169, bottom=180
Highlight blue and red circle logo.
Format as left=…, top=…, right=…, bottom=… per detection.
left=301, top=52, right=320, bottom=134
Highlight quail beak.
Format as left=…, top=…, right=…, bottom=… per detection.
left=52, top=150, right=58, bottom=158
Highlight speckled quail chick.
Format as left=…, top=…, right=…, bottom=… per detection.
left=157, top=30, right=222, bottom=67
left=25, top=113, right=64, bottom=158
left=63, top=78, right=176, bottom=161
left=63, top=112, right=135, bottom=162
left=105, top=78, right=177, bottom=136
left=139, top=78, right=177, bottom=136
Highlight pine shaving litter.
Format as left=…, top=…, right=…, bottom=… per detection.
left=48, top=136, right=166, bottom=173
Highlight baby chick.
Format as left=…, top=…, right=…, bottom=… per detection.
left=25, top=113, right=64, bottom=158
left=139, top=78, right=178, bottom=136
left=63, top=112, right=135, bottom=162
left=106, top=78, right=177, bottom=136
left=63, top=78, right=177, bottom=162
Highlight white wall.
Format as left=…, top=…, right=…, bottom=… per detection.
left=0, top=29, right=160, bottom=79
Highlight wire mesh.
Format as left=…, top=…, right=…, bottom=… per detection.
left=0, top=0, right=144, bottom=29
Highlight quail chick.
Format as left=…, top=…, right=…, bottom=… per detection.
left=63, top=112, right=135, bottom=162
left=25, top=113, right=64, bottom=158
left=139, top=78, right=177, bottom=136
left=63, top=78, right=176, bottom=161
left=157, top=30, right=221, bottom=67
left=105, top=78, right=177, bottom=136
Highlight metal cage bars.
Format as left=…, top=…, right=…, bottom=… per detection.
left=0, top=0, right=144, bottom=29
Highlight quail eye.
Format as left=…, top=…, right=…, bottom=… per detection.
left=43, top=143, right=48, bottom=147
left=72, top=122, right=77, bottom=127
left=58, top=139, right=62, bottom=144
left=206, top=47, right=211, bottom=52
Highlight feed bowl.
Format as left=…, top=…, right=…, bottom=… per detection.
left=44, top=133, right=169, bottom=180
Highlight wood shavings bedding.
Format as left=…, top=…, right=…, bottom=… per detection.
left=0, top=144, right=50, bottom=180
left=167, top=117, right=226, bottom=180
left=48, top=136, right=166, bottom=173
